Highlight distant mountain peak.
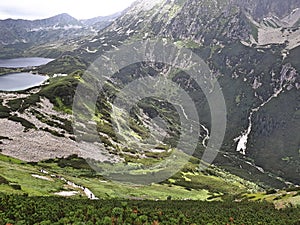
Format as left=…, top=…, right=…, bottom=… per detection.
left=39, top=13, right=80, bottom=25
left=48, top=13, right=77, bottom=21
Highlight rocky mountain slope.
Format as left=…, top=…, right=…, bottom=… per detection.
left=61, top=0, right=300, bottom=186
left=0, top=0, right=299, bottom=188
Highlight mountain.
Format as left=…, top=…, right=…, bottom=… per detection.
left=81, top=12, right=124, bottom=31
left=238, top=0, right=300, bottom=20
left=0, top=13, right=122, bottom=59
left=0, top=14, right=84, bottom=45
left=54, top=0, right=299, bottom=186
left=0, top=0, right=299, bottom=190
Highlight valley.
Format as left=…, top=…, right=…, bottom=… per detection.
left=0, top=0, right=299, bottom=224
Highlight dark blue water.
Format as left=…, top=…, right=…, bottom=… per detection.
left=0, top=57, right=54, bottom=68
left=0, top=73, right=48, bottom=91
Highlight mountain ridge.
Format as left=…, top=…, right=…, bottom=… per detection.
left=0, top=12, right=122, bottom=47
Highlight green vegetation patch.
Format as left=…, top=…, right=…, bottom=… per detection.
left=39, top=75, right=79, bottom=113
left=8, top=116, right=36, bottom=131
left=0, top=101, right=11, bottom=118
left=0, top=154, right=64, bottom=196
left=6, top=94, right=40, bottom=113
left=1, top=195, right=300, bottom=224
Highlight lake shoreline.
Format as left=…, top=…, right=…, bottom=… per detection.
left=0, top=57, right=54, bottom=91
left=0, top=72, right=49, bottom=92
left=0, top=57, right=54, bottom=68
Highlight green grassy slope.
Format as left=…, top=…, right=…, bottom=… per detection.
left=0, top=153, right=260, bottom=200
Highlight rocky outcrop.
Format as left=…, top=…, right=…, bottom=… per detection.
left=237, top=0, right=300, bottom=20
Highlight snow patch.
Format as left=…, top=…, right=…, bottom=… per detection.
left=55, top=191, right=78, bottom=197
left=32, top=174, right=52, bottom=181
left=85, top=47, right=98, bottom=53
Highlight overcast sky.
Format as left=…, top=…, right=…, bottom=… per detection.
left=0, top=0, right=137, bottom=20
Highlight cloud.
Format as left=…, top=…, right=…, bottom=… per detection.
left=0, top=0, right=136, bottom=20
left=0, top=7, right=47, bottom=20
